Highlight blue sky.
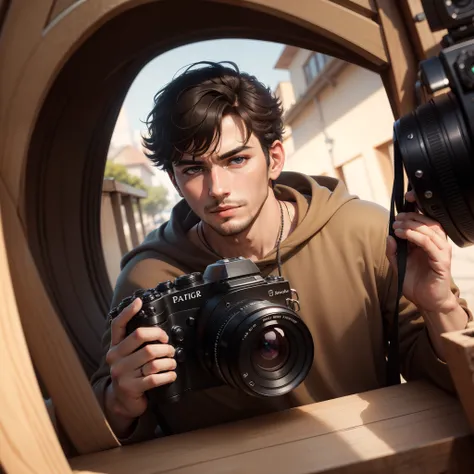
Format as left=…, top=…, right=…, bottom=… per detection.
left=122, top=39, right=290, bottom=132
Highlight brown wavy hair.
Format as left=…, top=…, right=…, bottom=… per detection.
left=143, top=61, right=284, bottom=171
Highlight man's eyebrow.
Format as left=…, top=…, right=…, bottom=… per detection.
left=217, top=145, right=252, bottom=161
left=174, top=145, right=252, bottom=167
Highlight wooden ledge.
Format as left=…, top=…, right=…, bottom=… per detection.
left=102, top=179, right=147, bottom=199
left=442, top=324, right=474, bottom=432
left=70, top=381, right=474, bottom=473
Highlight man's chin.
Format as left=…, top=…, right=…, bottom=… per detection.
left=210, top=219, right=250, bottom=237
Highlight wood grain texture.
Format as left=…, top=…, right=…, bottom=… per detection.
left=0, top=179, right=120, bottom=455
left=232, top=0, right=387, bottom=65
left=46, top=0, right=83, bottom=28
left=442, top=324, right=474, bottom=432
left=69, top=382, right=474, bottom=474
left=0, top=197, right=72, bottom=474
left=329, top=0, right=377, bottom=19
left=398, top=0, right=445, bottom=61
left=373, top=0, right=419, bottom=118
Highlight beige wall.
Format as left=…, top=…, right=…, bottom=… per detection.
left=287, top=49, right=312, bottom=99
left=283, top=64, right=394, bottom=209
left=280, top=58, right=474, bottom=309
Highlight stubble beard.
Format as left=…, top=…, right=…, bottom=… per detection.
left=205, top=187, right=270, bottom=238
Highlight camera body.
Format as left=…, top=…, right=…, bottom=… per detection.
left=111, top=257, right=314, bottom=405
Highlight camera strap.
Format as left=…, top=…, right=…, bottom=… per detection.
left=387, top=141, right=414, bottom=386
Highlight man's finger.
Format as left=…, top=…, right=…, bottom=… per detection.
left=395, top=212, right=446, bottom=238
left=110, top=297, right=143, bottom=346
left=393, top=219, right=448, bottom=251
left=117, top=327, right=170, bottom=359
left=405, top=190, right=416, bottom=203
left=394, top=227, right=441, bottom=262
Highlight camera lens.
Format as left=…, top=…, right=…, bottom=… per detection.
left=393, top=92, right=474, bottom=247
left=198, top=299, right=314, bottom=397
left=252, top=327, right=289, bottom=371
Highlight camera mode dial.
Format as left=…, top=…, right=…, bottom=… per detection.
left=455, top=49, right=474, bottom=90
left=174, top=272, right=203, bottom=289
left=156, top=280, right=173, bottom=293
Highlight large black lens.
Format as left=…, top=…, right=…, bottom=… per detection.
left=198, top=299, right=314, bottom=397
left=252, top=327, right=290, bottom=371
left=393, top=92, right=474, bottom=247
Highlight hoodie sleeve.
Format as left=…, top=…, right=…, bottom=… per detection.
left=379, top=253, right=473, bottom=393
left=90, top=253, right=181, bottom=444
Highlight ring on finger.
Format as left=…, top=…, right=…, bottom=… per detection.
left=140, top=364, right=146, bottom=378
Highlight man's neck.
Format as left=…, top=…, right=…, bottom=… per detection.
left=199, top=193, right=286, bottom=262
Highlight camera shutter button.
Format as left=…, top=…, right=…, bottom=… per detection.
left=170, top=325, right=185, bottom=343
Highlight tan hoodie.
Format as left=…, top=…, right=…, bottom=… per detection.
left=90, top=172, right=472, bottom=443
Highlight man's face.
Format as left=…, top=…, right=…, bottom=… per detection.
left=172, top=115, right=283, bottom=236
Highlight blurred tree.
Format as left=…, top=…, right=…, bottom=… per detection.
left=142, top=185, right=169, bottom=217
left=104, top=161, right=146, bottom=190
left=104, top=160, right=169, bottom=218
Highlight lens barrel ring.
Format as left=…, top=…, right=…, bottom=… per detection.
left=396, top=114, right=455, bottom=238
left=417, top=98, right=474, bottom=238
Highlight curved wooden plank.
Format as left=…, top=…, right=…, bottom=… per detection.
left=0, top=201, right=72, bottom=473
left=45, top=1, right=84, bottom=28
left=231, top=0, right=387, bottom=64
left=330, top=0, right=377, bottom=19
left=0, top=179, right=120, bottom=454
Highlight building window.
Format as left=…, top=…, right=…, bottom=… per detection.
left=303, top=53, right=331, bottom=86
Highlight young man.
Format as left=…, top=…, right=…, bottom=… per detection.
left=91, top=61, right=471, bottom=444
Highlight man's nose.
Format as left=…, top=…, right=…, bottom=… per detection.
left=207, top=166, right=230, bottom=199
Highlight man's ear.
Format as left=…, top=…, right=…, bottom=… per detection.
left=167, top=169, right=183, bottom=197
left=268, top=140, right=285, bottom=181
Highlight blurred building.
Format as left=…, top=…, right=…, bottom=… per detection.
left=107, top=107, right=180, bottom=204
left=274, top=46, right=474, bottom=308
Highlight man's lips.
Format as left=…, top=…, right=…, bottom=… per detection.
left=208, top=205, right=241, bottom=217
left=210, top=205, right=239, bottom=213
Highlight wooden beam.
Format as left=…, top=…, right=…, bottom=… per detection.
left=122, top=195, right=139, bottom=248
left=232, top=0, right=388, bottom=65
left=69, top=382, right=473, bottom=474
left=373, top=0, right=419, bottom=118
left=102, top=178, right=147, bottom=199
left=109, top=192, right=128, bottom=256
left=398, top=0, right=445, bottom=61
left=442, top=324, right=474, bottom=432
left=329, top=0, right=377, bottom=20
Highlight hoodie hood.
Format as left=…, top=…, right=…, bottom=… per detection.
left=120, top=172, right=358, bottom=272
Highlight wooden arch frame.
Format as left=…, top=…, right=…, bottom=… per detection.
left=5, top=0, right=420, bottom=380
left=4, top=1, right=469, bottom=473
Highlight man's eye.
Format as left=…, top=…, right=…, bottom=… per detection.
left=183, top=166, right=203, bottom=176
left=229, top=156, right=247, bottom=165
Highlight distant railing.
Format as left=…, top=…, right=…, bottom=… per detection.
left=100, top=178, right=148, bottom=285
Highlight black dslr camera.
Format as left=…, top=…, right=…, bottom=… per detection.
left=393, top=0, right=474, bottom=247
left=111, top=257, right=314, bottom=405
